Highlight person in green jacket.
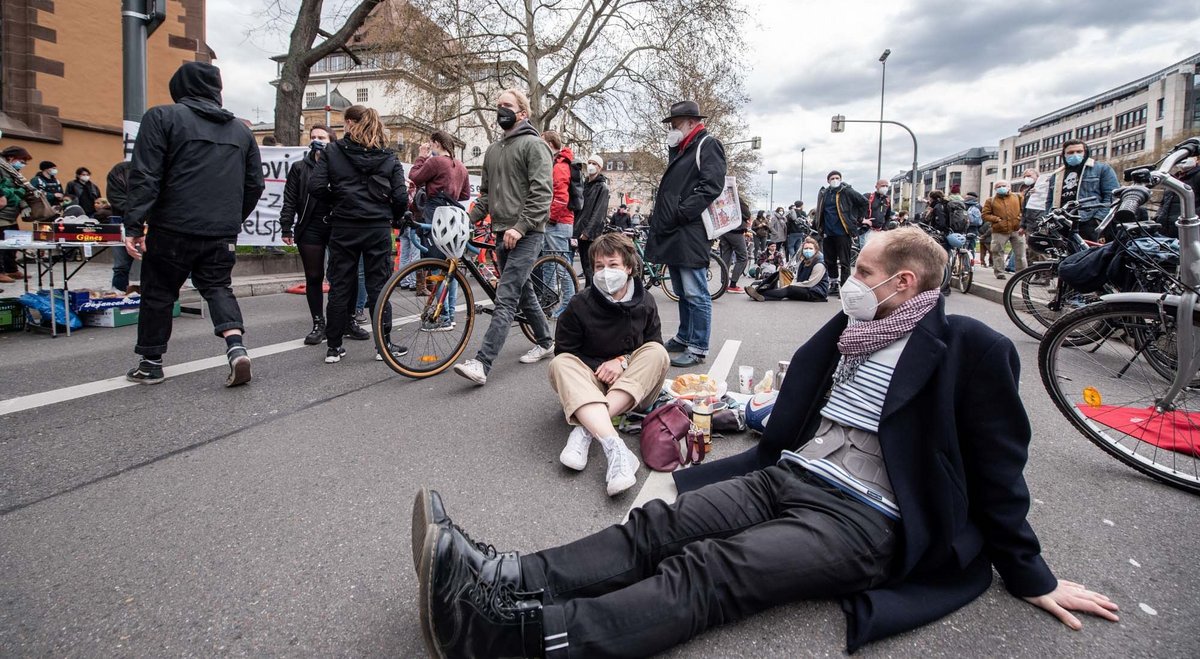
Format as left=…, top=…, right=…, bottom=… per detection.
left=453, top=88, right=556, bottom=386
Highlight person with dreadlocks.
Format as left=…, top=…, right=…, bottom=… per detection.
left=411, top=226, right=1118, bottom=658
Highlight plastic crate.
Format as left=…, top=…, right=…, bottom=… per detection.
left=0, top=297, right=26, bottom=332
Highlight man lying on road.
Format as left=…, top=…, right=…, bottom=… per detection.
left=411, top=226, right=1118, bottom=658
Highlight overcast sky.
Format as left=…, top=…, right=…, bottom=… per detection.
left=208, top=0, right=1200, bottom=206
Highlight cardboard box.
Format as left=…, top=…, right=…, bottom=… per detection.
left=80, top=300, right=179, bottom=328
left=0, top=298, right=25, bottom=333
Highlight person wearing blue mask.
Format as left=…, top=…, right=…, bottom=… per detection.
left=1041, top=140, right=1119, bottom=241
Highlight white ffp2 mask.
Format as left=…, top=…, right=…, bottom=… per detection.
left=839, top=274, right=899, bottom=321
left=593, top=267, right=630, bottom=295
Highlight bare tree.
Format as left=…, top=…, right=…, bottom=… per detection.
left=409, top=0, right=746, bottom=146
left=270, top=0, right=383, bottom=145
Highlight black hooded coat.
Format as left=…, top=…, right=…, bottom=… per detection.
left=124, top=62, right=265, bottom=238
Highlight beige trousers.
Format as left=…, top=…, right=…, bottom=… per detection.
left=548, top=342, right=670, bottom=425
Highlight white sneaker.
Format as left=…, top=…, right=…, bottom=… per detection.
left=600, top=436, right=640, bottom=496
left=453, top=359, right=487, bottom=385
left=559, top=426, right=593, bottom=471
left=519, top=342, right=555, bottom=364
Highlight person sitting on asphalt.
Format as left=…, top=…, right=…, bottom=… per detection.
left=411, top=226, right=1118, bottom=659
left=745, top=235, right=830, bottom=302
left=547, top=231, right=669, bottom=496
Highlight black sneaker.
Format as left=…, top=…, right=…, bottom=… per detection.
left=375, top=341, right=410, bottom=361
left=325, top=346, right=347, bottom=364
left=225, top=346, right=252, bottom=387
left=345, top=322, right=370, bottom=341
left=126, top=359, right=165, bottom=385
left=304, top=317, right=326, bottom=345
left=353, top=309, right=370, bottom=325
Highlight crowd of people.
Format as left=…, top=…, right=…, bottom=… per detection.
left=2, top=59, right=1129, bottom=658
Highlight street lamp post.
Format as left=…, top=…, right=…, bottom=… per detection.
left=768, top=169, right=778, bottom=209
left=877, top=49, right=891, bottom=182
left=831, top=115, right=918, bottom=216
left=799, top=147, right=806, bottom=203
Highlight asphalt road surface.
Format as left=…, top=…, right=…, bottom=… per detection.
left=1, top=286, right=1196, bottom=657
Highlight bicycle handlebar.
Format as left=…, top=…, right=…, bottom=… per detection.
left=1114, top=186, right=1151, bottom=224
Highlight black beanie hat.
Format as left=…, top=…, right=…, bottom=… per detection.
left=827, top=170, right=841, bottom=181
left=39, top=161, right=56, bottom=171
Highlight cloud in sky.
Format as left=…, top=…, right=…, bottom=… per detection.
left=204, top=0, right=1200, bottom=205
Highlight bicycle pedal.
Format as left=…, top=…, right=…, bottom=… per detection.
left=476, top=304, right=492, bottom=315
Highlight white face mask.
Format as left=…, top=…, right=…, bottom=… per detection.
left=79, top=175, right=90, bottom=183
left=877, top=186, right=888, bottom=194
left=666, top=128, right=684, bottom=148
left=1022, top=176, right=1035, bottom=186
left=592, top=267, right=630, bottom=295
left=828, top=178, right=842, bottom=188
left=839, top=273, right=899, bottom=321
left=587, top=163, right=599, bottom=176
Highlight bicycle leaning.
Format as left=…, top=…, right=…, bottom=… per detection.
left=1037, top=137, right=1200, bottom=493
left=372, top=209, right=577, bottom=379
left=604, top=224, right=729, bottom=301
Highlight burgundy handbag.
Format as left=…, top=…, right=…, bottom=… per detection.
left=639, top=400, right=705, bottom=472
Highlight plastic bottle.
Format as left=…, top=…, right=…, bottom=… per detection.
left=754, top=369, right=775, bottom=394
left=692, top=398, right=713, bottom=449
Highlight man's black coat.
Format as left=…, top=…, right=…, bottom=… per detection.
left=673, top=300, right=1058, bottom=652
left=645, top=129, right=726, bottom=269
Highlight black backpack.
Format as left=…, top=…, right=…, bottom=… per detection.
left=566, top=160, right=585, bottom=213
left=946, top=199, right=969, bottom=233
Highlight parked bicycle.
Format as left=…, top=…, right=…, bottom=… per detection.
left=1038, top=137, right=1200, bottom=493
left=373, top=213, right=577, bottom=378
left=917, top=224, right=974, bottom=294
left=607, top=224, right=729, bottom=301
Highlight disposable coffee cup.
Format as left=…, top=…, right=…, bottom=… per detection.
left=738, top=365, right=755, bottom=394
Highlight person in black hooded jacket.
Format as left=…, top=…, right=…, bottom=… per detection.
left=280, top=124, right=336, bottom=345
left=308, top=104, right=408, bottom=364
left=122, top=61, right=265, bottom=388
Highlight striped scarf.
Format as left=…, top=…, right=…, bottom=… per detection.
left=834, top=290, right=940, bottom=384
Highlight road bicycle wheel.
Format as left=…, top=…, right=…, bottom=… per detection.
left=519, top=254, right=578, bottom=343
left=1039, top=301, right=1200, bottom=494
left=374, top=258, right=475, bottom=378
left=658, top=253, right=730, bottom=302
left=1002, top=262, right=1105, bottom=343
left=956, top=251, right=973, bottom=294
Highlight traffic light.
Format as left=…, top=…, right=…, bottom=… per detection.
left=751, top=136, right=762, bottom=150
left=146, top=0, right=167, bottom=35
left=831, top=115, right=845, bottom=133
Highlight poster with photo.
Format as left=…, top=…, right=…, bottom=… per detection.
left=701, top=176, right=741, bottom=240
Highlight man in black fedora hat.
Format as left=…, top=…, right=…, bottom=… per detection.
left=642, top=100, right=726, bottom=368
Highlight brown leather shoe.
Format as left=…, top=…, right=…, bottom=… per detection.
left=0, top=274, right=15, bottom=284
left=5, top=271, right=24, bottom=280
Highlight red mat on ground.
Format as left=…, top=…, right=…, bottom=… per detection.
left=1077, top=404, right=1200, bottom=457
left=286, top=282, right=330, bottom=295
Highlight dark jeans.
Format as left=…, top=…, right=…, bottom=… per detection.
left=475, top=230, right=552, bottom=370
left=577, top=238, right=594, bottom=283
left=759, top=272, right=825, bottom=301
left=822, top=233, right=853, bottom=284
left=785, top=232, right=806, bottom=259
left=752, top=234, right=768, bottom=258
left=718, top=231, right=748, bottom=287
left=522, top=465, right=896, bottom=659
left=135, top=229, right=243, bottom=356
left=325, top=225, right=392, bottom=349
left=111, top=244, right=141, bottom=291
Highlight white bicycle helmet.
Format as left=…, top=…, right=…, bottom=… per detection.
left=430, top=206, right=470, bottom=259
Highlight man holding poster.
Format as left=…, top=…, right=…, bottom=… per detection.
left=644, top=100, right=727, bottom=368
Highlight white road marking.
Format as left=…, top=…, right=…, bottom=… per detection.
left=624, top=339, right=742, bottom=522
left=0, top=304, right=477, bottom=418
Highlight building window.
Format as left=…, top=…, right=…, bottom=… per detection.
left=1075, top=119, right=1111, bottom=141
left=1002, top=150, right=1008, bottom=164
left=1111, top=132, right=1145, bottom=157
left=1157, top=98, right=1165, bottom=120
left=305, top=92, right=318, bottom=107
left=1015, top=141, right=1040, bottom=159
left=1089, top=143, right=1108, bottom=159
left=471, top=146, right=482, bottom=158
left=356, top=88, right=369, bottom=103
left=949, top=172, right=962, bottom=189
left=986, top=167, right=997, bottom=176
left=1041, top=131, right=1070, bottom=151
left=1039, top=155, right=1061, bottom=173
left=1115, top=105, right=1148, bottom=132
left=328, top=55, right=347, bottom=71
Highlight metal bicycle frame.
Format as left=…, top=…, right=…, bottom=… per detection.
left=1097, top=147, right=1199, bottom=409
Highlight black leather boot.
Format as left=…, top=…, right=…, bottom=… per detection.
left=304, top=316, right=326, bottom=345
left=411, top=488, right=517, bottom=576
left=419, top=525, right=543, bottom=659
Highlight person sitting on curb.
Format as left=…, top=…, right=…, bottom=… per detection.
left=746, top=235, right=830, bottom=302
left=548, top=232, right=669, bottom=496
left=411, top=226, right=1118, bottom=659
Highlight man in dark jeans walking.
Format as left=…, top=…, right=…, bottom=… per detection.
left=452, top=89, right=555, bottom=385
left=123, top=62, right=264, bottom=386
left=814, top=170, right=868, bottom=293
